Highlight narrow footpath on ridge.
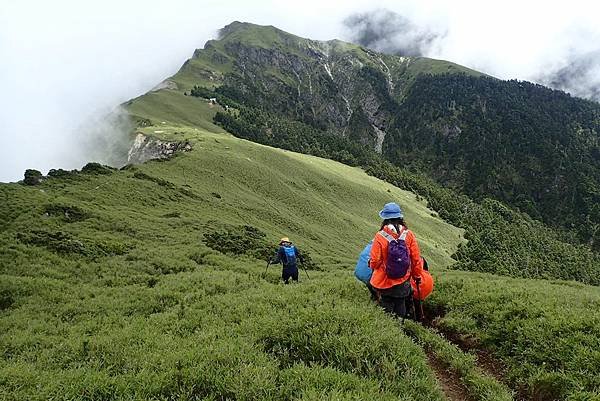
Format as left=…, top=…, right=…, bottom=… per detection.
left=426, top=353, right=473, bottom=401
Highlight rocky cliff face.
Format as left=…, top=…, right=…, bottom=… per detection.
left=215, top=38, right=397, bottom=150
left=175, top=22, right=479, bottom=153
left=127, top=133, right=192, bottom=164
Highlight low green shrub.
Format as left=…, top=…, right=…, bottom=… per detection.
left=47, top=168, right=78, bottom=179
left=204, top=225, right=273, bottom=261
left=16, top=230, right=129, bottom=259
left=81, top=162, right=115, bottom=175
left=43, top=204, right=90, bottom=222
left=133, top=171, right=176, bottom=189
left=204, top=225, right=320, bottom=270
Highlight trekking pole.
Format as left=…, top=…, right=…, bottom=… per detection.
left=264, top=260, right=271, bottom=277
left=416, top=280, right=425, bottom=322
left=300, top=263, right=310, bottom=280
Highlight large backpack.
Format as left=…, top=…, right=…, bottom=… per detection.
left=379, top=228, right=411, bottom=279
left=282, top=245, right=297, bottom=265
left=354, top=242, right=373, bottom=284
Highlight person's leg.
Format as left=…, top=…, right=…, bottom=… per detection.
left=393, top=297, right=407, bottom=318
left=379, top=295, right=395, bottom=315
left=291, top=266, right=299, bottom=282
left=282, top=267, right=291, bottom=284
left=367, top=283, right=379, bottom=302
left=392, top=281, right=413, bottom=319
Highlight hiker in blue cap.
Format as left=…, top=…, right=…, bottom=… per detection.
left=369, top=202, right=424, bottom=319
left=271, top=237, right=303, bottom=284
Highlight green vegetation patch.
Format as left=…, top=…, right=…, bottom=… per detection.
left=0, top=127, right=466, bottom=399
left=429, top=271, right=600, bottom=400
left=204, top=224, right=274, bottom=261
left=43, top=204, right=90, bottom=222
left=17, top=230, right=129, bottom=258
left=403, top=320, right=513, bottom=401
left=204, top=224, right=320, bottom=270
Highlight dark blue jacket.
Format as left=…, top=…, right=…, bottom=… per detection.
left=273, top=245, right=301, bottom=268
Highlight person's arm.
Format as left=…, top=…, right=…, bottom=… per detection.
left=407, top=231, right=423, bottom=279
left=369, top=236, right=384, bottom=270
left=295, top=247, right=304, bottom=263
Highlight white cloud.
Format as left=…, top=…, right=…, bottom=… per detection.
left=1, top=0, right=599, bottom=182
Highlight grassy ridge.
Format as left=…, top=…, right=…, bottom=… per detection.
left=5, top=95, right=600, bottom=399
left=120, top=74, right=600, bottom=399
left=125, top=90, right=225, bottom=133
left=1, top=129, right=461, bottom=400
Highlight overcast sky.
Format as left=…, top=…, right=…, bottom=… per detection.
left=1, top=0, right=600, bottom=182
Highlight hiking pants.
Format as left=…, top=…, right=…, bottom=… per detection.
left=282, top=265, right=298, bottom=284
left=366, top=283, right=379, bottom=301
left=378, top=281, right=413, bottom=318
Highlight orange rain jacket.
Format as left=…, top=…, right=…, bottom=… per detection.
left=369, top=225, right=423, bottom=290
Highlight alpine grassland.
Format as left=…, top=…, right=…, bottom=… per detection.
left=2, top=129, right=466, bottom=400
left=4, top=21, right=600, bottom=401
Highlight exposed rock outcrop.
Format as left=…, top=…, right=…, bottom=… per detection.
left=150, top=79, right=178, bottom=92
left=127, top=133, right=192, bottom=164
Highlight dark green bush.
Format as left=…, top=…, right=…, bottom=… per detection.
left=0, top=289, right=14, bottom=310
left=47, top=168, right=78, bottom=179
left=17, top=230, right=128, bottom=258
left=204, top=225, right=320, bottom=269
left=136, top=118, right=152, bottom=127
left=81, top=162, right=115, bottom=175
left=204, top=225, right=273, bottom=261
left=133, top=171, right=176, bottom=189
left=23, top=169, right=43, bottom=185
left=43, top=204, right=90, bottom=222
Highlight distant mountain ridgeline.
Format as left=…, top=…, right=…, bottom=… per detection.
left=179, top=22, right=600, bottom=250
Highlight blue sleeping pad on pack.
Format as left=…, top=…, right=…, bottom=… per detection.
left=354, top=241, right=373, bottom=284
left=283, top=245, right=297, bottom=265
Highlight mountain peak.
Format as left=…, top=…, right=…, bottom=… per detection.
left=216, top=21, right=306, bottom=49
left=218, top=21, right=256, bottom=38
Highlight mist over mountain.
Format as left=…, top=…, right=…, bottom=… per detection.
left=343, top=9, right=446, bottom=57
left=3, top=1, right=600, bottom=183
left=539, top=50, right=600, bottom=101
left=344, top=8, right=600, bottom=103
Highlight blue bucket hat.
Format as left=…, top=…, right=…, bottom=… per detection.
left=379, top=202, right=404, bottom=219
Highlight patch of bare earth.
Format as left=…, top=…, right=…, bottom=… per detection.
left=430, top=316, right=508, bottom=384
left=426, top=353, right=472, bottom=401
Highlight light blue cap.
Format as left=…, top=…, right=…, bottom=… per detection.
left=379, top=202, right=404, bottom=219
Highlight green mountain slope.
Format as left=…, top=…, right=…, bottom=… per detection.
left=4, top=20, right=600, bottom=401
left=2, top=128, right=465, bottom=400
left=4, top=126, right=600, bottom=399
left=152, top=21, right=481, bottom=151
left=385, top=74, right=600, bottom=248
left=153, top=21, right=600, bottom=248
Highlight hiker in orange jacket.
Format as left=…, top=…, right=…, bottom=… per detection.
left=369, top=202, right=423, bottom=319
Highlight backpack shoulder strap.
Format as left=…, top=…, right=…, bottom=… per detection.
left=378, top=230, right=396, bottom=242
